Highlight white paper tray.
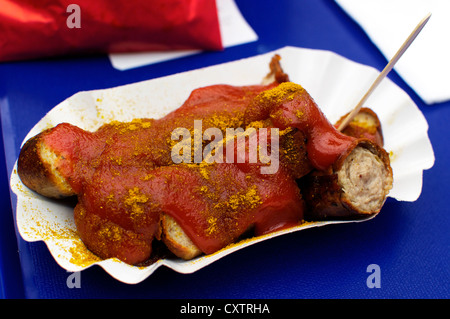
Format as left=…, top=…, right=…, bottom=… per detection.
left=10, top=47, right=435, bottom=284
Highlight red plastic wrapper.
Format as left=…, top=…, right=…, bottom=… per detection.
left=0, top=0, right=223, bottom=62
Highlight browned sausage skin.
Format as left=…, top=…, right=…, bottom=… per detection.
left=302, top=108, right=392, bottom=220
left=301, top=138, right=392, bottom=219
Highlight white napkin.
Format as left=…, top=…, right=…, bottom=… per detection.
left=336, top=0, right=450, bottom=104
left=108, top=0, right=258, bottom=71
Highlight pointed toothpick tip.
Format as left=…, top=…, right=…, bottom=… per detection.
left=337, top=12, right=431, bottom=132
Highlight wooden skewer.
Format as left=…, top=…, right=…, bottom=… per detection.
left=337, top=12, right=431, bottom=132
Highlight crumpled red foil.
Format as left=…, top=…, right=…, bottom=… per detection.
left=0, top=0, right=223, bottom=62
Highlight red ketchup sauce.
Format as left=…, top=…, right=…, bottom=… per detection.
left=245, top=82, right=356, bottom=170
left=41, top=81, right=355, bottom=264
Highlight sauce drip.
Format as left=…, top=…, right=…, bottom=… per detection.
left=245, top=82, right=356, bottom=170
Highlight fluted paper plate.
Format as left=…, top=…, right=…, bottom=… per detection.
left=10, top=47, right=435, bottom=284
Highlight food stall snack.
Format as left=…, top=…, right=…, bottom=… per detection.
left=17, top=56, right=393, bottom=265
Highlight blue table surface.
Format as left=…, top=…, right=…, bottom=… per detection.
left=0, top=0, right=449, bottom=299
